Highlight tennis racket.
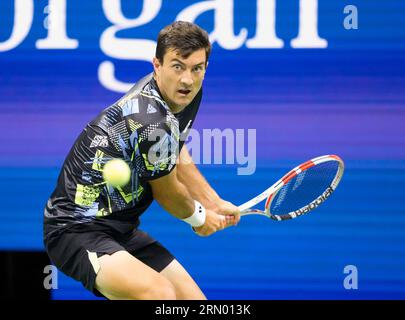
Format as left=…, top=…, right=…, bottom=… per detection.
left=238, top=155, right=344, bottom=221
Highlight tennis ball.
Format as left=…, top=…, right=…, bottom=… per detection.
left=103, top=159, right=131, bottom=187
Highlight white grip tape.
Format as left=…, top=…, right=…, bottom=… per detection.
left=182, top=200, right=206, bottom=227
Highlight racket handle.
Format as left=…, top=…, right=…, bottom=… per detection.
left=240, top=209, right=267, bottom=216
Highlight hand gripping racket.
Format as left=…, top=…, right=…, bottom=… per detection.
left=238, top=155, right=344, bottom=221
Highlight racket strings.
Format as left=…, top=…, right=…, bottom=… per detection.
left=270, top=161, right=339, bottom=215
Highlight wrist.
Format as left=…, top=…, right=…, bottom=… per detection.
left=182, top=200, right=206, bottom=227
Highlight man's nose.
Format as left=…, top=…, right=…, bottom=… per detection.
left=180, top=70, right=193, bottom=87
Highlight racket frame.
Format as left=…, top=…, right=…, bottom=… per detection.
left=238, top=155, right=344, bottom=221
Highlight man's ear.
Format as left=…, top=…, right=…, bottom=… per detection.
left=152, top=57, right=161, bottom=74
left=202, top=61, right=208, bottom=79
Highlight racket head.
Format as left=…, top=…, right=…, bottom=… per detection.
left=263, top=155, right=344, bottom=221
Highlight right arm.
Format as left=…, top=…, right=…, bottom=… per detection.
left=131, top=98, right=226, bottom=236
left=149, top=167, right=227, bottom=236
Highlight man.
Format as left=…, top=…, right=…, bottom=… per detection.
left=43, top=21, right=240, bottom=300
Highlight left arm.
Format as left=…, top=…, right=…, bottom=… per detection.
left=176, top=147, right=240, bottom=224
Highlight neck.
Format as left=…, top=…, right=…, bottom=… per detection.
left=153, top=76, right=181, bottom=113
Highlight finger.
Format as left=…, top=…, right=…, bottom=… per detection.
left=197, top=230, right=209, bottom=237
left=225, top=215, right=234, bottom=225
left=218, top=215, right=227, bottom=230
left=225, top=214, right=239, bottom=226
left=223, top=205, right=239, bottom=217
left=194, top=225, right=208, bottom=237
left=228, top=203, right=241, bottom=216
left=228, top=206, right=241, bottom=224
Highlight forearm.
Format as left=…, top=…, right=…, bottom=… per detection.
left=158, top=184, right=196, bottom=219
left=177, top=147, right=221, bottom=209
left=149, top=167, right=209, bottom=228
left=149, top=168, right=196, bottom=220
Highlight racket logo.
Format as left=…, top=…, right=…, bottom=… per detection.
left=294, top=186, right=333, bottom=216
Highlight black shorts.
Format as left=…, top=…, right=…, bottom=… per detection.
left=44, top=224, right=175, bottom=298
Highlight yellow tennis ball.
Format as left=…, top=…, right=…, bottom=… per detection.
left=103, top=159, right=131, bottom=187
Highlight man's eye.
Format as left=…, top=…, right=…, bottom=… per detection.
left=173, top=64, right=182, bottom=70
left=193, top=66, right=203, bottom=72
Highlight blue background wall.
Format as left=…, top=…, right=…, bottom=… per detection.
left=0, top=1, right=404, bottom=299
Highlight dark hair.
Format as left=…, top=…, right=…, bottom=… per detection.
left=155, top=21, right=211, bottom=65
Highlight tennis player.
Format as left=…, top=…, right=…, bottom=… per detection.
left=43, top=21, right=240, bottom=300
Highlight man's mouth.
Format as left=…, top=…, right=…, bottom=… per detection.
left=178, top=89, right=191, bottom=96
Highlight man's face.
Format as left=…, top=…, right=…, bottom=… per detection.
left=153, top=48, right=207, bottom=114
